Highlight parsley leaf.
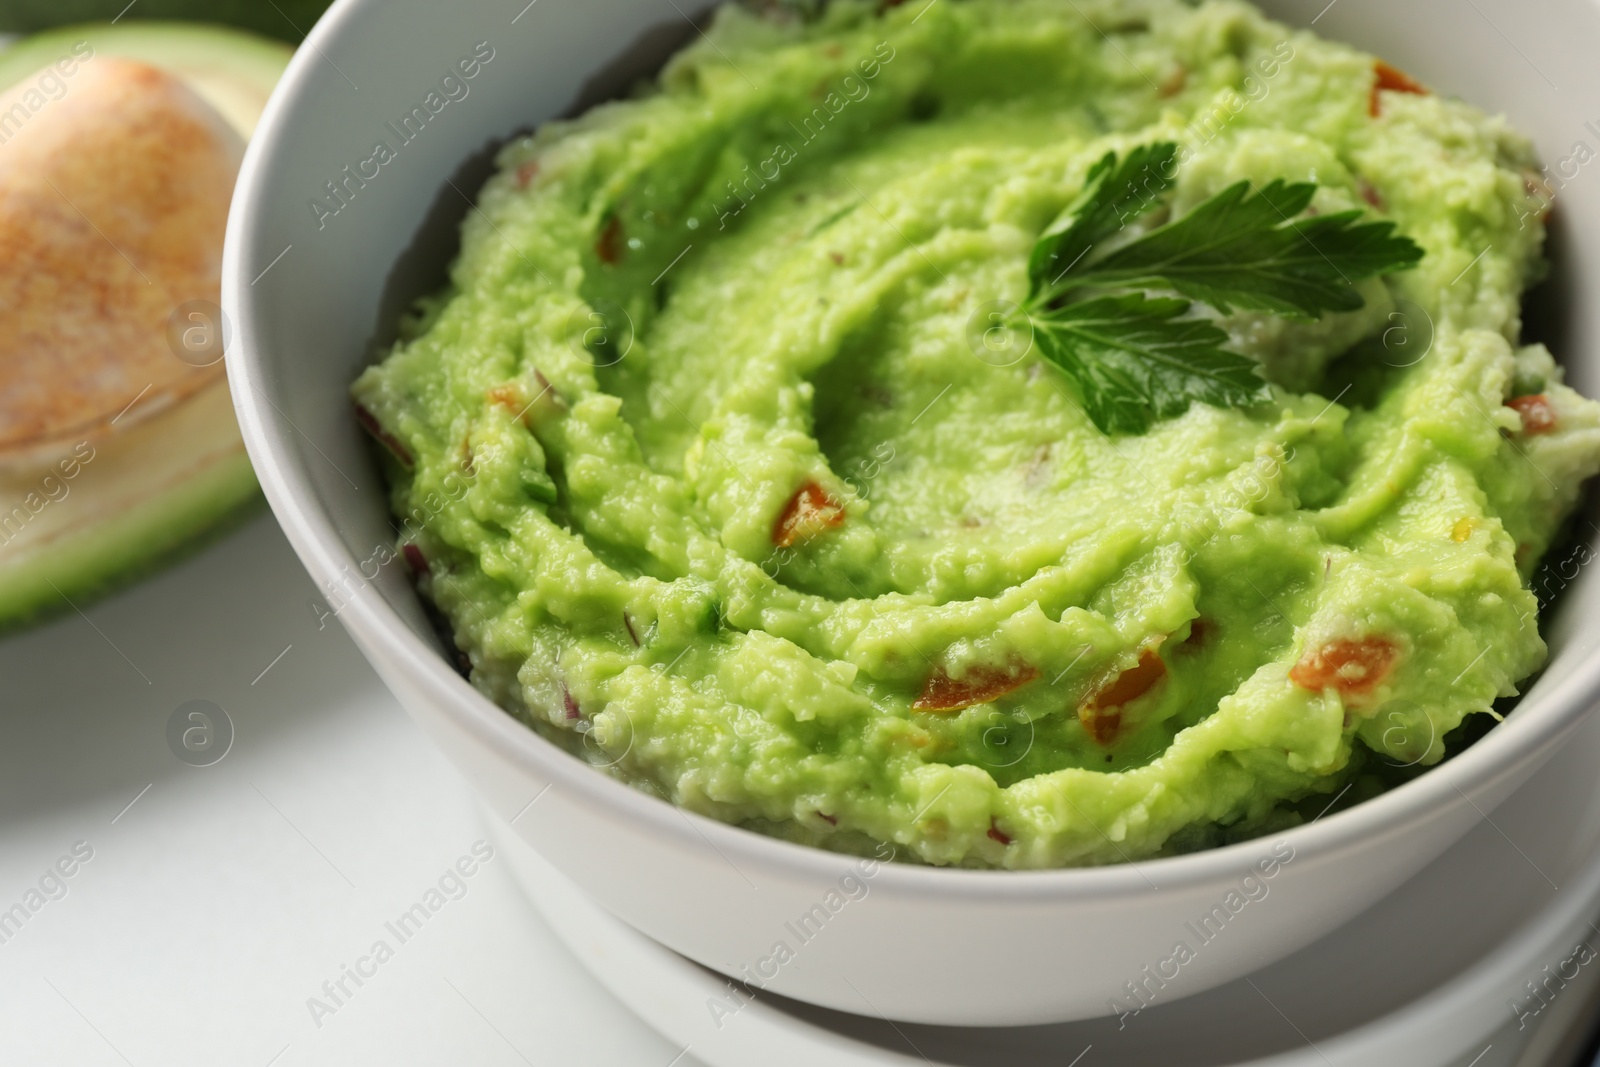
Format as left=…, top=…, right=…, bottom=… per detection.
left=1028, top=142, right=1178, bottom=304
left=1055, top=178, right=1424, bottom=318
left=1030, top=294, right=1271, bottom=436
left=1019, top=141, right=1424, bottom=435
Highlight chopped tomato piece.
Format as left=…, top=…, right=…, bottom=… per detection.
left=1509, top=394, right=1558, bottom=435
left=772, top=480, right=846, bottom=548
left=1080, top=709, right=1121, bottom=746
left=913, top=660, right=1038, bottom=712
left=401, top=543, right=427, bottom=575
left=1369, top=60, right=1429, bottom=118
left=515, top=159, right=540, bottom=188
left=1358, top=179, right=1384, bottom=209
left=1089, top=649, right=1167, bottom=707
left=486, top=382, right=523, bottom=411
left=354, top=403, right=414, bottom=468
left=488, top=374, right=565, bottom=426
left=596, top=215, right=625, bottom=264
left=1289, top=637, right=1399, bottom=698
left=1077, top=649, right=1166, bottom=745
left=987, top=820, right=1012, bottom=846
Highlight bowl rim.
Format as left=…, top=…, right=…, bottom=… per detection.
left=224, top=0, right=1600, bottom=900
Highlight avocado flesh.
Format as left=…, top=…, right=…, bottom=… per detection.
left=0, top=380, right=260, bottom=630
left=0, top=23, right=290, bottom=135
left=0, top=1, right=331, bottom=45
left=0, top=26, right=289, bottom=629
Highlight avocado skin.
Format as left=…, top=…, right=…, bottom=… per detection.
left=0, top=489, right=265, bottom=636
left=0, top=0, right=333, bottom=41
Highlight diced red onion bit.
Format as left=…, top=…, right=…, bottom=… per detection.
left=354, top=403, right=413, bottom=468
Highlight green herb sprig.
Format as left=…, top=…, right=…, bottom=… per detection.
left=1020, top=142, right=1424, bottom=435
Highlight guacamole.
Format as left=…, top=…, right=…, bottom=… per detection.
left=352, top=0, right=1600, bottom=867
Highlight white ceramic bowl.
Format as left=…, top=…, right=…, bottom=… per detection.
left=224, top=0, right=1600, bottom=1026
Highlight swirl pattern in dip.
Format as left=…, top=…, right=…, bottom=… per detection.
left=353, top=0, right=1600, bottom=867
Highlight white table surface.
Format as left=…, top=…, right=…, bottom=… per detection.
left=4, top=511, right=1596, bottom=1067
left=0, top=512, right=694, bottom=1067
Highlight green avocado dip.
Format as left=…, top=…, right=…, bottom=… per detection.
left=352, top=0, right=1600, bottom=868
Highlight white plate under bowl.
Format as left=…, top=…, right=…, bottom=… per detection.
left=226, top=0, right=1600, bottom=1027
left=492, top=701, right=1600, bottom=1067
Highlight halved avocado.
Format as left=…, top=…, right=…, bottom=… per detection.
left=0, top=23, right=290, bottom=135
left=0, top=1, right=332, bottom=45
left=0, top=25, right=290, bottom=629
